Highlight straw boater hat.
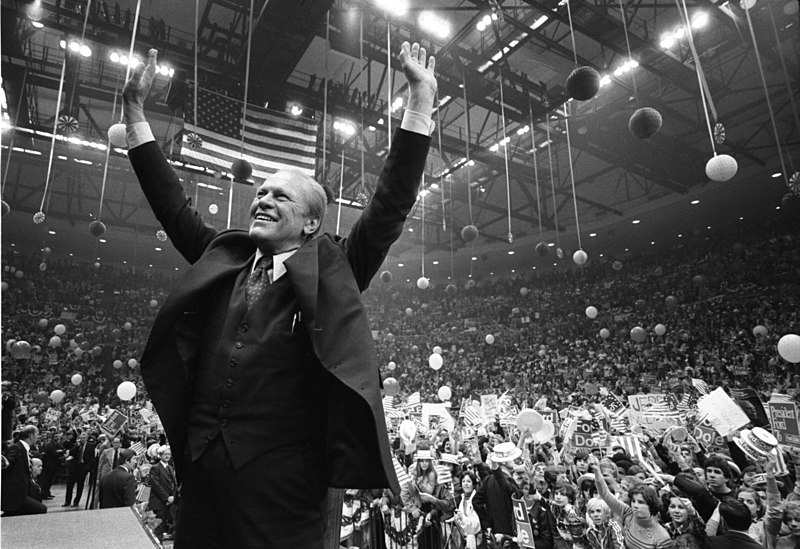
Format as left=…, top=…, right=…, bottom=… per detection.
left=489, top=442, right=522, bottom=463
left=414, top=449, right=435, bottom=461
left=750, top=472, right=784, bottom=489
left=736, top=427, right=779, bottom=459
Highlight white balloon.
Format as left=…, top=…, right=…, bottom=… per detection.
left=433, top=346, right=442, bottom=355
left=585, top=306, right=598, bottom=319
left=49, top=389, right=66, bottom=404
left=71, top=374, right=83, bottom=386
left=416, top=277, right=430, bottom=290
left=388, top=361, right=396, bottom=371
left=49, top=336, right=62, bottom=348
left=599, top=328, right=610, bottom=339
left=107, top=123, right=127, bottom=148
left=438, top=386, right=452, bottom=402
left=117, top=381, right=137, bottom=401
left=113, top=359, right=123, bottom=369
left=128, top=358, right=138, bottom=368
left=485, top=334, right=495, bottom=345
left=654, top=324, right=667, bottom=336
left=778, top=334, right=800, bottom=364
left=429, top=353, right=443, bottom=370
left=573, top=249, right=588, bottom=266
left=705, top=154, right=738, bottom=182
left=405, top=307, right=413, bottom=316
left=54, top=324, right=66, bottom=335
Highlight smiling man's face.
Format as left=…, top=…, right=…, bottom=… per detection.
left=248, top=172, right=320, bottom=254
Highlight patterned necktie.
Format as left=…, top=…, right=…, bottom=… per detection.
left=246, top=256, right=272, bottom=307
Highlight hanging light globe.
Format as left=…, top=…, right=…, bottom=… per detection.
left=379, top=270, right=392, bottom=284
left=573, top=249, right=588, bottom=266
left=461, top=224, right=479, bottom=243
left=628, top=108, right=663, bottom=139
left=416, top=276, right=430, bottom=290
left=566, top=66, right=601, bottom=101
left=156, top=229, right=168, bottom=242
left=89, top=220, right=107, bottom=237
left=535, top=242, right=548, bottom=257
left=705, top=154, right=738, bottom=182
left=33, top=211, right=46, bottom=224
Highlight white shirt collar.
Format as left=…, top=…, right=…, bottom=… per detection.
left=252, top=248, right=299, bottom=282
left=20, top=440, right=30, bottom=453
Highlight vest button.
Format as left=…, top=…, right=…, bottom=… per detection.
left=229, top=358, right=238, bottom=368
left=240, top=323, right=248, bottom=332
left=235, top=342, right=243, bottom=349
left=225, top=378, right=234, bottom=388
left=222, top=400, right=231, bottom=408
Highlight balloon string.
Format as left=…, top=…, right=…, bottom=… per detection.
left=546, top=119, right=560, bottom=247
left=462, top=68, right=473, bottom=223
left=322, top=10, right=329, bottom=184
left=386, top=20, right=392, bottom=148
left=194, top=0, right=199, bottom=127
left=435, top=91, right=446, bottom=230
left=336, top=147, right=344, bottom=234
left=676, top=0, right=717, bottom=154
left=120, top=0, right=143, bottom=122
left=617, top=0, right=638, bottom=100
left=238, top=0, right=255, bottom=158
left=498, top=70, right=513, bottom=244
left=2, top=67, right=28, bottom=197
left=565, top=0, right=579, bottom=66
left=743, top=6, right=789, bottom=187
left=39, top=58, right=67, bottom=213
left=421, top=177, right=425, bottom=278
left=98, top=77, right=121, bottom=220
left=563, top=103, right=582, bottom=250
left=528, top=101, right=544, bottom=242
left=766, top=0, right=799, bottom=173
left=448, top=176, right=455, bottom=280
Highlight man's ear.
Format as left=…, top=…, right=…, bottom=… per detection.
left=303, top=217, right=320, bottom=235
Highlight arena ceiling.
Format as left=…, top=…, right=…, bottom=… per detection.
left=1, top=0, right=798, bottom=283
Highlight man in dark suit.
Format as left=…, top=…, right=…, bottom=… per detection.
left=148, top=445, right=178, bottom=541
left=1, top=424, right=47, bottom=516
left=63, top=431, right=96, bottom=507
left=706, top=500, right=765, bottom=548
left=122, top=40, right=436, bottom=548
left=99, top=448, right=137, bottom=508
left=40, top=430, right=64, bottom=499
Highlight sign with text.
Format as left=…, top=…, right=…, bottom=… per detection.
left=570, top=419, right=601, bottom=450
left=100, top=409, right=128, bottom=436
left=627, top=394, right=681, bottom=430
left=768, top=402, right=800, bottom=447
left=692, top=420, right=726, bottom=451
left=698, top=388, right=750, bottom=437
left=512, top=497, right=536, bottom=548
left=481, top=394, right=498, bottom=426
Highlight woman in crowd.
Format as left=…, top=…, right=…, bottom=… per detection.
left=582, top=497, right=624, bottom=549
left=454, top=471, right=482, bottom=549
left=593, top=464, right=674, bottom=548
left=662, top=492, right=707, bottom=549
left=408, top=448, right=454, bottom=549
left=736, top=485, right=766, bottom=545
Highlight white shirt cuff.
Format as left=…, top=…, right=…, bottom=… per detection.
left=126, top=122, right=156, bottom=149
left=400, top=109, right=435, bottom=136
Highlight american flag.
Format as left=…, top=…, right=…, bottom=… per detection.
left=383, top=395, right=405, bottom=419
left=182, top=88, right=318, bottom=180
left=691, top=378, right=710, bottom=395
left=130, top=441, right=145, bottom=456
left=393, top=456, right=412, bottom=489
left=609, top=435, right=645, bottom=463
left=139, top=408, right=153, bottom=423
left=641, top=397, right=683, bottom=422
left=676, top=392, right=697, bottom=414
left=461, top=405, right=482, bottom=427
left=405, top=392, right=421, bottom=409
left=435, top=464, right=453, bottom=485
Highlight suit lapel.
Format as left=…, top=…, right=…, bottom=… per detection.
left=284, top=242, right=318, bottom=327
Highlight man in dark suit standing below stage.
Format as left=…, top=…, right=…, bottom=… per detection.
left=99, top=448, right=137, bottom=509
left=1, top=424, right=47, bottom=516
left=122, top=40, right=436, bottom=548
left=63, top=430, right=96, bottom=508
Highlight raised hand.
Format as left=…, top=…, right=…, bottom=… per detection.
left=399, top=42, right=437, bottom=117
left=122, top=48, right=159, bottom=125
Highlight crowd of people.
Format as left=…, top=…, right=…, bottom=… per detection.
left=2, top=214, right=799, bottom=548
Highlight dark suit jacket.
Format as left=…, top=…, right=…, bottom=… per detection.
left=1, top=442, right=32, bottom=512
left=66, top=441, right=97, bottom=474
left=706, top=530, right=765, bottom=549
left=129, top=128, right=429, bottom=494
left=99, top=466, right=137, bottom=508
left=148, top=461, right=177, bottom=512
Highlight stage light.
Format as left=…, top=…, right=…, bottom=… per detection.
left=375, top=0, right=408, bottom=16
left=419, top=11, right=451, bottom=39
left=691, top=12, right=709, bottom=29
left=290, top=104, right=303, bottom=117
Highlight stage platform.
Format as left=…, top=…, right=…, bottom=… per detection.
left=1, top=506, right=159, bottom=549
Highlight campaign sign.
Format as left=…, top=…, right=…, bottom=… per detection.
left=768, top=402, right=800, bottom=447
left=100, top=408, right=128, bottom=436
left=571, top=419, right=600, bottom=450
left=692, top=420, right=725, bottom=451
left=627, top=394, right=681, bottom=430
left=512, top=497, right=536, bottom=548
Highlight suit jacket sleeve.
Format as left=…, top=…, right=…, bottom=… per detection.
left=128, top=142, right=218, bottom=264
left=342, top=128, right=431, bottom=291
left=122, top=472, right=137, bottom=506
